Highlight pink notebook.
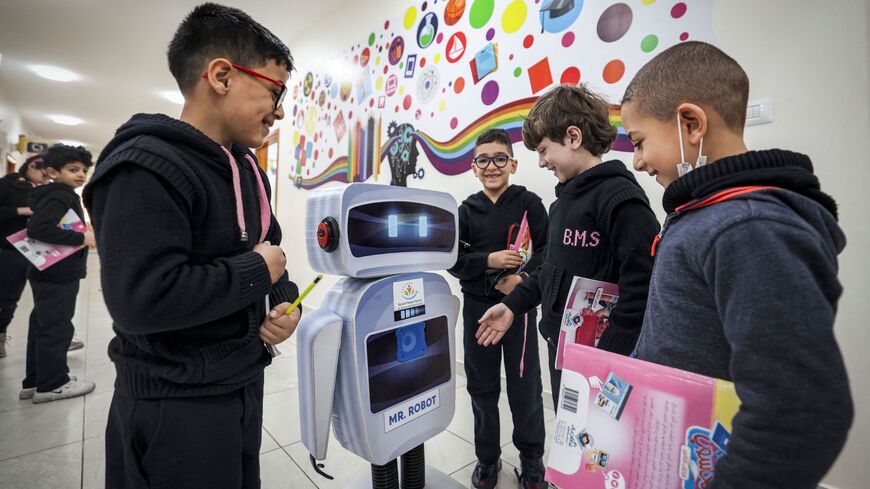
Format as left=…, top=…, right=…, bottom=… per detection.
left=546, top=344, right=740, bottom=489
left=6, top=209, right=86, bottom=270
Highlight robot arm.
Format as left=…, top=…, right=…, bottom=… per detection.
left=296, top=308, right=343, bottom=475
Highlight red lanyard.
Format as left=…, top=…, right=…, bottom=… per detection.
left=651, top=186, right=778, bottom=257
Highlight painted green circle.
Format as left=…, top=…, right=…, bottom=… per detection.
left=469, top=0, right=495, bottom=29
left=641, top=34, right=659, bottom=53
left=513, top=67, right=522, bottom=77
left=368, top=33, right=376, bottom=46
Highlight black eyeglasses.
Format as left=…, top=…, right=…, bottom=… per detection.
left=473, top=154, right=514, bottom=169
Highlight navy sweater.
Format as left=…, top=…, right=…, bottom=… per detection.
left=83, top=114, right=299, bottom=398
left=636, top=149, right=853, bottom=489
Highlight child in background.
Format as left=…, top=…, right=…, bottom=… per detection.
left=83, top=3, right=300, bottom=487
left=20, top=144, right=96, bottom=403
left=475, top=85, right=660, bottom=411
left=448, top=128, right=549, bottom=489
left=0, top=155, right=47, bottom=358
left=621, top=40, right=852, bottom=488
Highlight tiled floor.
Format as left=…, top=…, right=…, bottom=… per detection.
left=0, top=254, right=555, bottom=488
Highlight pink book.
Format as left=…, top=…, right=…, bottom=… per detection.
left=6, top=209, right=86, bottom=271
left=546, top=344, right=740, bottom=489
left=554, top=276, right=619, bottom=370
left=509, top=210, right=532, bottom=272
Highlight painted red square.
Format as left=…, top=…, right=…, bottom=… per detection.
left=528, top=58, right=554, bottom=95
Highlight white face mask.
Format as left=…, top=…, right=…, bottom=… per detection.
left=676, top=113, right=707, bottom=177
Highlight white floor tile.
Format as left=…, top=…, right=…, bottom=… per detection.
left=82, top=436, right=105, bottom=489
left=260, top=449, right=318, bottom=489
left=0, top=442, right=82, bottom=489
left=0, top=395, right=85, bottom=461
left=262, top=387, right=302, bottom=447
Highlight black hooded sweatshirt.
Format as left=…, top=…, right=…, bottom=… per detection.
left=83, top=113, right=299, bottom=399
left=448, top=185, right=548, bottom=300
left=502, top=160, right=660, bottom=354
left=27, top=182, right=88, bottom=282
left=0, top=172, right=34, bottom=251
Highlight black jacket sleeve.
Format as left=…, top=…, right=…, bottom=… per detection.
left=27, top=195, right=85, bottom=246
left=447, top=204, right=489, bottom=280
left=597, top=199, right=659, bottom=355
left=89, top=165, right=273, bottom=334
left=263, top=212, right=301, bottom=310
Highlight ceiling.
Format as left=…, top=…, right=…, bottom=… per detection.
left=0, top=0, right=343, bottom=153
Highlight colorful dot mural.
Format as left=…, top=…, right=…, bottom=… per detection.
left=288, top=0, right=715, bottom=189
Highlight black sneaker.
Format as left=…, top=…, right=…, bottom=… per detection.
left=472, top=459, right=502, bottom=489
left=515, top=457, right=547, bottom=489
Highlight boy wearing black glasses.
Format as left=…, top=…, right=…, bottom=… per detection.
left=476, top=84, right=660, bottom=414
left=448, top=129, right=549, bottom=489
left=82, top=3, right=299, bottom=488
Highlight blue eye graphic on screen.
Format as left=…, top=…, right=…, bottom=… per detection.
left=347, top=202, right=454, bottom=257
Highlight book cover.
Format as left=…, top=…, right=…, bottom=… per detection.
left=6, top=209, right=86, bottom=270
left=487, top=211, right=534, bottom=291
left=555, top=276, right=619, bottom=370
left=546, top=344, right=740, bottom=489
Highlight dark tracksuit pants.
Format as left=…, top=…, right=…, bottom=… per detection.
left=106, top=376, right=265, bottom=489
left=0, top=248, right=29, bottom=335
left=462, top=293, right=545, bottom=465
left=23, top=279, right=79, bottom=391
left=545, top=341, right=562, bottom=410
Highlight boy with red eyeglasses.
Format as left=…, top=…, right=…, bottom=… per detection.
left=83, top=3, right=300, bottom=488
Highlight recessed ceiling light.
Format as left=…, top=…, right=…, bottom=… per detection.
left=159, top=90, right=185, bottom=105
left=57, top=139, right=86, bottom=147
left=31, top=65, right=79, bottom=82
left=48, top=114, right=84, bottom=125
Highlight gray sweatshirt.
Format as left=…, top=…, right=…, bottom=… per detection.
left=636, top=149, right=853, bottom=489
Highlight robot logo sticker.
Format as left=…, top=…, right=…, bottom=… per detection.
left=394, top=278, right=425, bottom=312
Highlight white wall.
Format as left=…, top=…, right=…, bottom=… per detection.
left=0, top=89, right=26, bottom=164
left=711, top=2, right=870, bottom=488
left=275, top=1, right=870, bottom=487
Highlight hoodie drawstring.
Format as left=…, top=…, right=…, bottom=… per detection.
left=221, top=147, right=271, bottom=244
left=519, top=313, right=528, bottom=378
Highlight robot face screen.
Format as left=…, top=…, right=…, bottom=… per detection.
left=365, top=316, right=451, bottom=413
left=347, top=201, right=456, bottom=258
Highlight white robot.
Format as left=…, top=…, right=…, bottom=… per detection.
left=297, top=183, right=465, bottom=489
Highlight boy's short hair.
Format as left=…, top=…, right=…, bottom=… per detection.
left=622, top=41, right=749, bottom=132
left=522, top=84, right=616, bottom=156
left=43, top=144, right=93, bottom=171
left=168, top=3, right=294, bottom=93
left=475, top=128, right=513, bottom=156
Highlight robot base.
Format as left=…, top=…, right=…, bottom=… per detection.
left=345, top=466, right=465, bottom=489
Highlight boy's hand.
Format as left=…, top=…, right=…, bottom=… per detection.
left=83, top=231, right=96, bottom=248
left=16, top=207, right=33, bottom=216
left=488, top=250, right=522, bottom=269
left=253, top=241, right=286, bottom=284
left=476, top=303, right=515, bottom=346
left=495, top=274, right=524, bottom=295
left=260, top=302, right=301, bottom=345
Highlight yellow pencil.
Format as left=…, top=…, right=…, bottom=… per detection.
left=284, top=274, right=323, bottom=315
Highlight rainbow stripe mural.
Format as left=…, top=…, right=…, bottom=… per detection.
left=294, top=99, right=634, bottom=188
left=414, top=98, right=634, bottom=176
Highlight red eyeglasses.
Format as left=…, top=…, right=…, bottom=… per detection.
left=201, top=63, right=287, bottom=110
